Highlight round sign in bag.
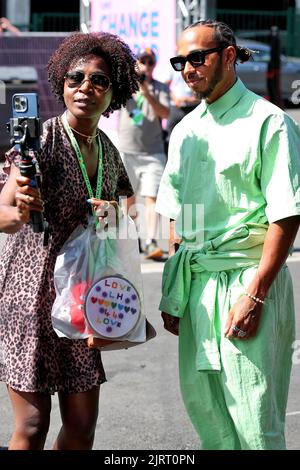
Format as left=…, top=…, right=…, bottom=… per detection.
left=84, top=275, right=141, bottom=339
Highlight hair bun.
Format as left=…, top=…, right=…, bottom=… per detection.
left=236, top=46, right=252, bottom=63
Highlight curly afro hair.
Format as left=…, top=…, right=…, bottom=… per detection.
left=47, top=32, right=140, bottom=116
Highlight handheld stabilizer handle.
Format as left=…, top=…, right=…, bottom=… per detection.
left=9, top=118, right=45, bottom=233
left=19, top=157, right=45, bottom=233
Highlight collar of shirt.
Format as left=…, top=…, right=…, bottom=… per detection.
left=199, top=77, right=247, bottom=119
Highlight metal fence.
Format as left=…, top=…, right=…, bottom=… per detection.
left=14, top=8, right=300, bottom=58
left=0, top=36, right=66, bottom=152
left=216, top=8, right=300, bottom=57
left=31, top=13, right=79, bottom=32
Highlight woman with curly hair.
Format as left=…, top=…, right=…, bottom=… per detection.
left=0, top=32, right=139, bottom=450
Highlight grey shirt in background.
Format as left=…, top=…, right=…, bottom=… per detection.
left=118, top=79, right=170, bottom=155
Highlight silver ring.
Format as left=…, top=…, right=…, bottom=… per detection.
left=237, top=329, right=247, bottom=337
left=231, top=325, right=240, bottom=333
left=231, top=325, right=247, bottom=337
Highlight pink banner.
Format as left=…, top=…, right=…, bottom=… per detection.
left=90, top=0, right=177, bottom=80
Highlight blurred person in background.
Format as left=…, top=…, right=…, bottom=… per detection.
left=164, top=67, right=200, bottom=153
left=118, top=48, right=170, bottom=260
left=0, top=17, right=20, bottom=35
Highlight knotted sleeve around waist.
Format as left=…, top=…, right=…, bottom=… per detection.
left=159, top=224, right=268, bottom=372
left=159, top=223, right=267, bottom=318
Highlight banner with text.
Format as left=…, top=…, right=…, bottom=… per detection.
left=90, top=0, right=177, bottom=80
left=90, top=0, right=176, bottom=141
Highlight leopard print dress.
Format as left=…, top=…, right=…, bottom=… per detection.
left=0, top=116, right=133, bottom=394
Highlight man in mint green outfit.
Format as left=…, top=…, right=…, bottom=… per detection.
left=156, top=19, right=300, bottom=450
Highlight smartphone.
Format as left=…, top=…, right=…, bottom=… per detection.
left=12, top=93, right=39, bottom=119
left=10, top=92, right=45, bottom=234
left=11, top=92, right=41, bottom=152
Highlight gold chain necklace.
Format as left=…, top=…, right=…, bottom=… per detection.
left=69, top=126, right=99, bottom=146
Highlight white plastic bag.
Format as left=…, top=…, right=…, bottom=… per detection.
left=51, top=214, right=154, bottom=348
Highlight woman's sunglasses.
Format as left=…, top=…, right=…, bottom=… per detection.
left=64, top=71, right=112, bottom=92
left=170, top=46, right=226, bottom=71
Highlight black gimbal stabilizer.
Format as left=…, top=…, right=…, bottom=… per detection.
left=8, top=116, right=48, bottom=240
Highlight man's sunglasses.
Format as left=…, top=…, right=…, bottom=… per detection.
left=64, top=71, right=112, bottom=92
left=170, top=46, right=226, bottom=72
left=140, top=58, right=155, bottom=66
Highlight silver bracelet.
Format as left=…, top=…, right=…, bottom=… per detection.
left=244, top=292, right=265, bottom=304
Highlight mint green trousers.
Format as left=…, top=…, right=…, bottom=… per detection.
left=178, top=265, right=295, bottom=450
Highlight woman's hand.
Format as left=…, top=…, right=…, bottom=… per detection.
left=161, top=312, right=179, bottom=336
left=86, top=336, right=115, bottom=349
left=224, top=295, right=264, bottom=340
left=15, top=175, right=44, bottom=224
left=88, top=198, right=119, bottom=228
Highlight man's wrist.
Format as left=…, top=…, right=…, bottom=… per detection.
left=246, top=269, right=271, bottom=300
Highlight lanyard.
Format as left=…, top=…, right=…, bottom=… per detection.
left=135, top=92, right=144, bottom=109
left=62, top=112, right=103, bottom=201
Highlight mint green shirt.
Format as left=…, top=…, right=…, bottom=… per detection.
left=156, top=78, right=300, bottom=245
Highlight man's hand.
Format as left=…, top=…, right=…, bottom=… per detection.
left=161, top=312, right=179, bottom=336
left=224, top=295, right=263, bottom=340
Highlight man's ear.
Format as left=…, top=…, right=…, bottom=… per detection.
left=224, top=45, right=236, bottom=67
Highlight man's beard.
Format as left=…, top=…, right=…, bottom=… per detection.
left=195, top=57, right=223, bottom=101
